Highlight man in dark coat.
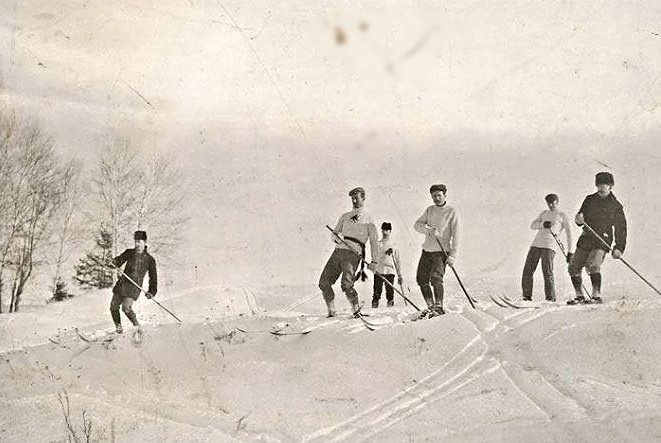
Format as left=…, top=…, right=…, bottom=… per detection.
left=109, top=230, right=158, bottom=333
left=567, top=172, right=627, bottom=305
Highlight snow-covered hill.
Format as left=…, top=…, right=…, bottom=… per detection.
left=2, top=285, right=661, bottom=442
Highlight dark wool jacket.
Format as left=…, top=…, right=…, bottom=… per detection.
left=576, top=192, right=627, bottom=253
left=112, top=248, right=158, bottom=300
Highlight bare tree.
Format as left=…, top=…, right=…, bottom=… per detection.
left=0, top=111, right=30, bottom=312
left=0, top=107, right=79, bottom=312
left=49, top=158, right=85, bottom=296
left=90, top=139, right=189, bottom=260
left=0, top=113, right=13, bottom=312
left=133, top=153, right=189, bottom=256
left=92, top=138, right=141, bottom=258
left=6, top=124, right=63, bottom=312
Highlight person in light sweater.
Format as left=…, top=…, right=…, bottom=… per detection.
left=413, top=184, right=460, bottom=316
left=319, top=187, right=379, bottom=317
left=521, top=194, right=573, bottom=302
left=371, top=222, right=403, bottom=308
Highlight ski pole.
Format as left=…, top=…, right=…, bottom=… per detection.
left=548, top=228, right=592, bottom=299
left=399, top=283, right=409, bottom=307
left=325, top=225, right=421, bottom=311
left=428, top=229, right=476, bottom=309
left=112, top=263, right=182, bottom=323
left=582, top=222, right=661, bottom=297
left=93, top=256, right=183, bottom=323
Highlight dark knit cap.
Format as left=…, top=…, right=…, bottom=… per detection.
left=595, top=172, right=614, bottom=186
left=381, top=222, right=392, bottom=230
left=544, top=193, right=558, bottom=204
left=134, top=230, right=147, bottom=241
left=348, top=187, right=365, bottom=197
left=429, top=184, right=447, bottom=194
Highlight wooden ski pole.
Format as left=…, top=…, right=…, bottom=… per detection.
left=428, top=227, right=476, bottom=309
left=325, top=225, right=421, bottom=311
left=582, top=222, right=661, bottom=297
left=548, top=228, right=592, bottom=299
left=94, top=256, right=182, bottom=323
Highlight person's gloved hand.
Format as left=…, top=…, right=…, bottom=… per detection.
left=566, top=252, right=573, bottom=264
left=543, top=221, right=553, bottom=228
left=612, top=249, right=623, bottom=259
left=445, top=256, right=455, bottom=267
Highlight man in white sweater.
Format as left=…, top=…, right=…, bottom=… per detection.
left=413, top=184, right=460, bottom=316
left=521, top=193, right=573, bottom=302
left=319, top=187, right=379, bottom=317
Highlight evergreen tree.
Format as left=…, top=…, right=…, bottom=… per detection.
left=74, top=227, right=114, bottom=289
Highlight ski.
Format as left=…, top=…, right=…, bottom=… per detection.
left=353, top=312, right=377, bottom=331
left=504, top=295, right=542, bottom=309
left=506, top=295, right=550, bottom=309
left=411, top=306, right=445, bottom=321
left=567, top=296, right=602, bottom=306
left=75, top=328, right=117, bottom=343
left=489, top=295, right=511, bottom=309
left=235, top=327, right=312, bottom=336
left=272, top=328, right=312, bottom=336
left=499, top=296, right=528, bottom=309
left=47, top=337, right=60, bottom=345
left=352, top=306, right=380, bottom=331
left=489, top=295, right=536, bottom=310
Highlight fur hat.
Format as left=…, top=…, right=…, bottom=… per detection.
left=595, top=172, right=614, bottom=186
left=134, top=230, right=147, bottom=241
left=429, top=184, right=447, bottom=194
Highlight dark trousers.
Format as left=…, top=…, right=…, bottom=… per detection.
left=110, top=292, right=139, bottom=326
left=416, top=250, right=446, bottom=308
left=568, top=246, right=606, bottom=275
left=319, top=248, right=361, bottom=307
left=521, top=247, right=556, bottom=301
left=373, top=274, right=395, bottom=303
left=568, top=246, right=607, bottom=296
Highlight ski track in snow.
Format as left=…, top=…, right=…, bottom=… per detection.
left=283, top=293, right=318, bottom=312
left=304, top=298, right=639, bottom=442
left=7, top=292, right=661, bottom=441
left=302, top=336, right=488, bottom=442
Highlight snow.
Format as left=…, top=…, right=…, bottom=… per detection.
left=2, top=285, right=661, bottom=442
left=2, top=0, right=661, bottom=441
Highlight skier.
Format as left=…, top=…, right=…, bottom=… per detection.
left=109, top=230, right=158, bottom=334
left=521, top=194, right=573, bottom=302
left=319, top=187, right=378, bottom=317
left=567, top=172, right=627, bottom=305
left=413, top=184, right=460, bottom=318
left=371, top=222, right=403, bottom=308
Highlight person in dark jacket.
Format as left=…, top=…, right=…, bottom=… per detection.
left=109, top=230, right=158, bottom=333
left=567, top=172, right=627, bottom=305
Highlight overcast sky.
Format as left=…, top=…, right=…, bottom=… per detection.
left=2, top=0, right=660, bottom=155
